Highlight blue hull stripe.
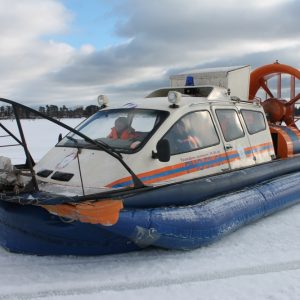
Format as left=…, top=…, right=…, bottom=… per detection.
left=112, top=152, right=238, bottom=188
left=111, top=143, right=273, bottom=188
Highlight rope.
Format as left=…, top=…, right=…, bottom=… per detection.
left=76, top=149, right=85, bottom=196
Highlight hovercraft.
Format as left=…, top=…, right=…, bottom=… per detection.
left=0, top=62, right=300, bottom=255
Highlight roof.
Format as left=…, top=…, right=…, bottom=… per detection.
left=172, top=65, right=250, bottom=77
left=105, top=86, right=248, bottom=112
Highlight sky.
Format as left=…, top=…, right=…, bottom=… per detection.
left=1, top=0, right=300, bottom=107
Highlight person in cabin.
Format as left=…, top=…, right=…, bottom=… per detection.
left=108, top=117, right=138, bottom=140
left=168, top=119, right=200, bottom=153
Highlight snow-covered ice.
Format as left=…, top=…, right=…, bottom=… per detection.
left=0, top=118, right=299, bottom=300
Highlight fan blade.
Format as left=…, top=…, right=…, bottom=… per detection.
left=288, top=93, right=300, bottom=106
left=259, top=79, right=274, bottom=98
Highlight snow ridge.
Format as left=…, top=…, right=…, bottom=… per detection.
left=1, top=259, right=300, bottom=300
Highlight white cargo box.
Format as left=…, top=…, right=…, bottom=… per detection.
left=170, top=65, right=250, bottom=100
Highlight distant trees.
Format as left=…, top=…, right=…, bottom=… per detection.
left=0, top=104, right=100, bottom=119
left=2, top=103, right=298, bottom=119
left=0, top=106, right=13, bottom=119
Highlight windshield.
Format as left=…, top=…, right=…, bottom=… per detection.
left=57, top=108, right=168, bottom=152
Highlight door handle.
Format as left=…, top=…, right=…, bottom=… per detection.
left=225, top=145, right=233, bottom=150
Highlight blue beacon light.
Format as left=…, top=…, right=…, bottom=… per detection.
left=185, top=76, right=194, bottom=86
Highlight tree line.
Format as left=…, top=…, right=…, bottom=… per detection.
left=0, top=103, right=300, bottom=120
left=0, top=104, right=100, bottom=119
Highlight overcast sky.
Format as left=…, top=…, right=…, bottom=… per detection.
left=0, top=0, right=300, bottom=107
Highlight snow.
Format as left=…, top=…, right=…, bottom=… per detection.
left=0, top=118, right=84, bottom=164
left=0, top=118, right=300, bottom=300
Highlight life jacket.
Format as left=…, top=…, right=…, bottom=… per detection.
left=108, top=127, right=137, bottom=140
left=183, top=135, right=200, bottom=148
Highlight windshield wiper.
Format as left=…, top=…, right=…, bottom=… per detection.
left=0, top=97, right=144, bottom=189
left=66, top=136, right=79, bottom=145
left=93, top=140, right=123, bottom=159
left=66, top=135, right=122, bottom=158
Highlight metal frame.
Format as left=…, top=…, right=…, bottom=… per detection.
left=0, top=98, right=145, bottom=190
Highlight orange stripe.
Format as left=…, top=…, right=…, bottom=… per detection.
left=107, top=151, right=233, bottom=188
left=141, top=157, right=233, bottom=185
left=244, top=142, right=273, bottom=152
left=106, top=143, right=273, bottom=188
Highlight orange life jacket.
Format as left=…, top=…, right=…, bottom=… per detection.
left=183, top=135, right=200, bottom=148
left=108, top=127, right=137, bottom=140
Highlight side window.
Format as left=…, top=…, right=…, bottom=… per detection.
left=164, top=111, right=219, bottom=155
left=241, top=110, right=266, bottom=134
left=216, top=109, right=244, bottom=142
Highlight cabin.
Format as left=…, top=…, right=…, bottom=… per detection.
left=35, top=82, right=275, bottom=192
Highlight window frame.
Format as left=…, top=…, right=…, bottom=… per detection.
left=215, top=108, right=245, bottom=142
left=162, top=110, right=221, bottom=156
left=240, top=109, right=266, bottom=135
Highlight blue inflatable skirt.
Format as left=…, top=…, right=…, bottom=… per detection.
left=0, top=171, right=300, bottom=255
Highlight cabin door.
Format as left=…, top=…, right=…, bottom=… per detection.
left=237, top=107, right=275, bottom=164
left=148, top=110, right=231, bottom=185
left=212, top=107, right=256, bottom=170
